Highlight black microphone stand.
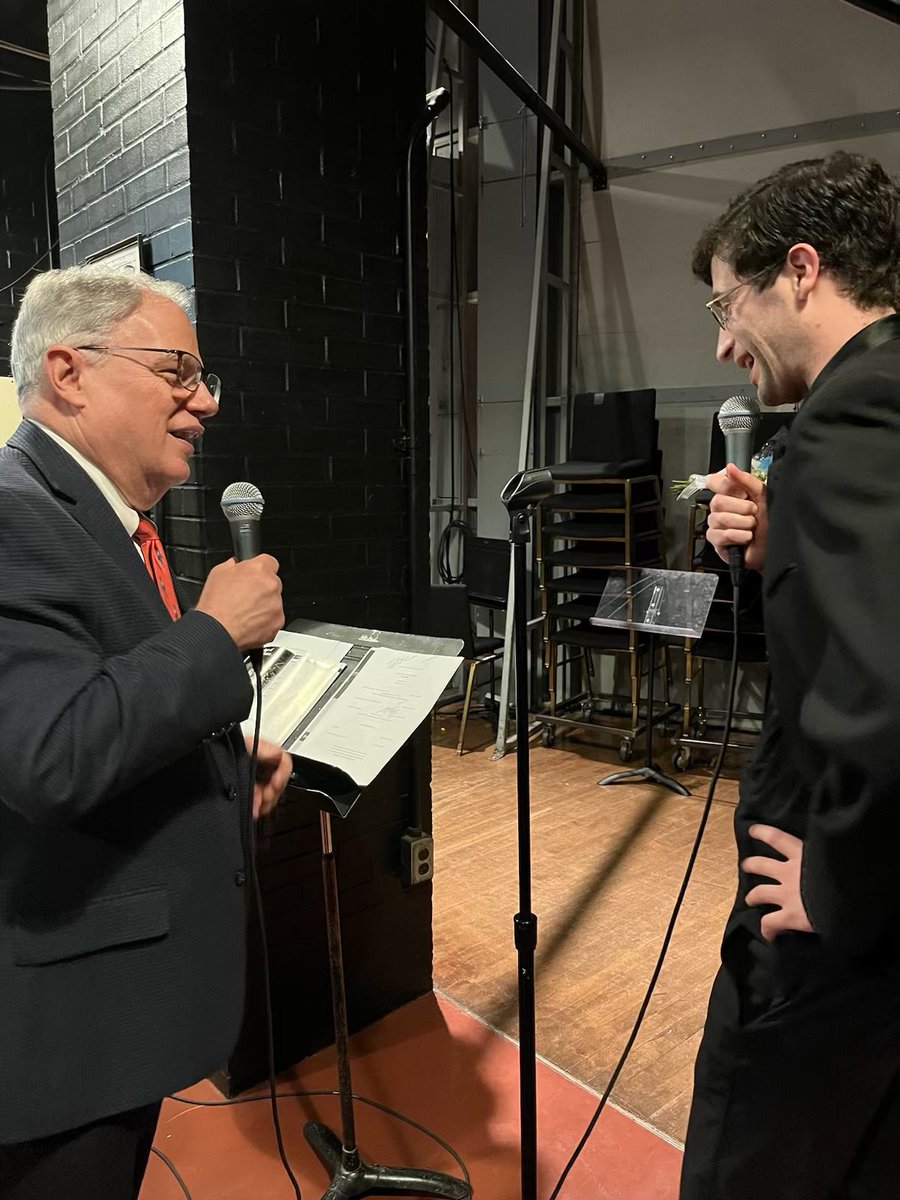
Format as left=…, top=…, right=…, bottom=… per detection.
left=500, top=469, right=558, bottom=1200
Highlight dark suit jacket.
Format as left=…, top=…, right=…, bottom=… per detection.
left=0, top=422, right=255, bottom=1144
left=733, top=314, right=900, bottom=962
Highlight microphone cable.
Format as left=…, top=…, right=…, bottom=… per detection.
left=148, top=661, right=305, bottom=1199
left=548, top=575, right=744, bottom=1199
left=245, top=658, right=305, bottom=1200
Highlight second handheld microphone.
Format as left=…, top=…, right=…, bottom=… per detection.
left=717, top=395, right=760, bottom=585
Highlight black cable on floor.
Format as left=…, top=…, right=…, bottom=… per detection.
left=150, top=1146, right=192, bottom=1198
left=547, top=580, right=743, bottom=1199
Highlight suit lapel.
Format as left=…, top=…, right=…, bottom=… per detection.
left=7, top=422, right=172, bottom=623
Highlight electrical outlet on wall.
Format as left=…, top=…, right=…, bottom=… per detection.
left=401, top=832, right=434, bottom=885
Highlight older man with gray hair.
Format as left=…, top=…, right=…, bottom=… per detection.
left=0, top=265, right=290, bottom=1199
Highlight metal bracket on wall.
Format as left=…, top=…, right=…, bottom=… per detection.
left=604, top=109, right=900, bottom=176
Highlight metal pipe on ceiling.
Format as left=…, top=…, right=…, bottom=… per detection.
left=426, top=0, right=607, bottom=189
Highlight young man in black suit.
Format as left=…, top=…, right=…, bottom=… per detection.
left=0, top=266, right=292, bottom=1199
left=681, top=150, right=900, bottom=1199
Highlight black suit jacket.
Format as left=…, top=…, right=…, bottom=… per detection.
left=733, top=315, right=900, bottom=962
left=0, top=422, right=255, bottom=1143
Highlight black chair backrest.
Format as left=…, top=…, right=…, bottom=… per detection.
left=707, top=410, right=795, bottom=473
left=463, top=535, right=508, bottom=608
left=569, top=389, right=658, bottom=469
left=429, top=585, right=476, bottom=659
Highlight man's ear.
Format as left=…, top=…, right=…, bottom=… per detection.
left=785, top=243, right=821, bottom=304
left=43, top=345, right=90, bottom=410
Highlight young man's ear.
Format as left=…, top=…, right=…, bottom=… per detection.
left=785, top=243, right=821, bottom=302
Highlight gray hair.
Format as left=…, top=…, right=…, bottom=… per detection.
left=10, top=265, right=191, bottom=407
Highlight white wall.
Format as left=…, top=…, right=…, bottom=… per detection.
left=0, top=378, right=20, bottom=445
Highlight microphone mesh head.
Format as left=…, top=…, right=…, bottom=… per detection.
left=221, top=481, right=264, bottom=520
left=718, top=393, right=760, bottom=433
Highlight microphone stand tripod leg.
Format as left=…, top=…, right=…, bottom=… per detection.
left=303, top=811, right=469, bottom=1199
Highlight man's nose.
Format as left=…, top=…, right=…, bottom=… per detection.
left=716, top=326, right=735, bottom=364
left=189, top=381, right=219, bottom=417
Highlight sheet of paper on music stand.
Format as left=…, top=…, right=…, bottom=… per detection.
left=590, top=568, right=718, bottom=639
left=291, top=647, right=460, bottom=786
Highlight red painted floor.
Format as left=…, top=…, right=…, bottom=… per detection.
left=140, top=992, right=682, bottom=1200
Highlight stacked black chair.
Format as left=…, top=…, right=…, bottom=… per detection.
left=537, top=389, right=673, bottom=762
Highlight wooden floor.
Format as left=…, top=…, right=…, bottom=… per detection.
left=430, top=712, right=742, bottom=1146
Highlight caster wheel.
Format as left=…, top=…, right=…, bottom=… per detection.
left=542, top=726, right=556, bottom=748
left=673, top=747, right=692, bottom=772
left=619, top=738, right=634, bottom=763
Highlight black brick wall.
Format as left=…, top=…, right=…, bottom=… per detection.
left=179, top=0, right=431, bottom=1091
left=46, top=0, right=433, bottom=1092
left=178, top=2, right=422, bottom=637
left=48, top=0, right=191, bottom=286
left=0, top=83, right=56, bottom=378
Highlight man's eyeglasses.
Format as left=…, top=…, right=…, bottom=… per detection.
left=705, top=264, right=779, bottom=330
left=74, top=345, right=221, bottom=404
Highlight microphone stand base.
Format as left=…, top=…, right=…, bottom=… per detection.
left=598, top=764, right=690, bottom=797
left=303, top=1122, right=470, bottom=1200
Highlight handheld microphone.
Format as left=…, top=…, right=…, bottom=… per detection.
left=220, top=482, right=265, bottom=668
left=220, top=481, right=265, bottom=561
left=717, top=395, right=760, bottom=584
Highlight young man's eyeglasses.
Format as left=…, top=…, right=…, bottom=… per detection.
left=705, top=264, right=779, bottom=330
left=74, top=345, right=221, bottom=403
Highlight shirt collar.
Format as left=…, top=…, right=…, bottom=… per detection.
left=28, top=420, right=140, bottom=538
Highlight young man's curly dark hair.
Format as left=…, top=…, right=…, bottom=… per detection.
left=692, top=150, right=900, bottom=310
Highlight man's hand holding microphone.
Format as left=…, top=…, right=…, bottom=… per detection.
left=196, top=482, right=290, bottom=818
left=706, top=463, right=768, bottom=574
left=707, top=395, right=768, bottom=575
left=194, top=554, right=284, bottom=654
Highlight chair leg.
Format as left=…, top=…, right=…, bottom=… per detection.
left=582, top=648, right=595, bottom=702
left=457, top=661, right=478, bottom=756
left=630, top=641, right=639, bottom=731
left=683, top=644, right=693, bottom=737
left=663, top=643, right=672, bottom=709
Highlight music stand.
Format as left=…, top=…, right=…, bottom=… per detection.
left=592, top=569, right=717, bottom=796
left=291, top=757, right=470, bottom=1200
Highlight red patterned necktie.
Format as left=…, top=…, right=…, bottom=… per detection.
left=133, top=517, right=181, bottom=621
